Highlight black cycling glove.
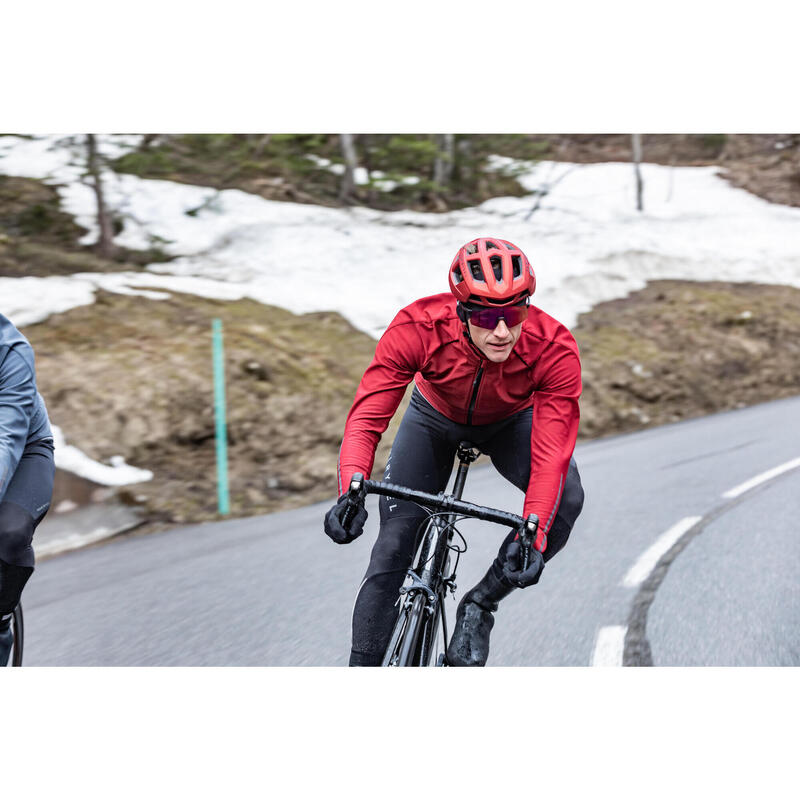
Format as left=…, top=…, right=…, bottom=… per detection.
left=502, top=537, right=545, bottom=588
left=324, top=494, right=368, bottom=545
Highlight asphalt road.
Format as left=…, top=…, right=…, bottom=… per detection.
left=22, top=395, right=800, bottom=666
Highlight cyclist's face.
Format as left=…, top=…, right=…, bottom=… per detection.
left=467, top=317, right=523, bottom=362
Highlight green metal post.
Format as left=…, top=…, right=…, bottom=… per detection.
left=212, top=318, right=230, bottom=515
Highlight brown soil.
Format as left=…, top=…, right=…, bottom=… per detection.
left=575, top=280, right=800, bottom=436
left=25, top=291, right=410, bottom=524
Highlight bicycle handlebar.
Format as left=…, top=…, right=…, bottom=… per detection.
left=345, top=473, right=538, bottom=557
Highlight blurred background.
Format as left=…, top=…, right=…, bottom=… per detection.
left=2, top=133, right=798, bottom=541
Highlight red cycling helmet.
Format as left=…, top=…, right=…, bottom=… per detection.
left=448, top=237, right=536, bottom=306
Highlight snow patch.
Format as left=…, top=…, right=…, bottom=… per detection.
left=52, top=425, right=153, bottom=486
left=2, top=135, right=800, bottom=341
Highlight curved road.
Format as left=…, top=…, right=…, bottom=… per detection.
left=22, top=395, right=800, bottom=666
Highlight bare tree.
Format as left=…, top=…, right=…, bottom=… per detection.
left=253, top=134, right=272, bottom=158
left=85, top=134, right=116, bottom=258
left=138, top=134, right=160, bottom=150
left=523, top=164, right=580, bottom=221
left=339, top=134, right=359, bottom=203
left=433, top=134, right=455, bottom=188
left=632, top=133, right=644, bottom=212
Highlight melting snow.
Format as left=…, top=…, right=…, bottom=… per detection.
left=2, top=134, right=798, bottom=340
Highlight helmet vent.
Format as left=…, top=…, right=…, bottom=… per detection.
left=467, top=258, right=486, bottom=282
left=452, top=265, right=464, bottom=284
left=511, top=255, right=522, bottom=278
left=485, top=240, right=499, bottom=250
left=489, top=256, right=503, bottom=281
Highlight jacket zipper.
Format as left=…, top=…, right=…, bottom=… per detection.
left=466, top=365, right=484, bottom=426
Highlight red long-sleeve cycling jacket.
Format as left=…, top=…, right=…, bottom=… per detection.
left=337, top=293, right=581, bottom=548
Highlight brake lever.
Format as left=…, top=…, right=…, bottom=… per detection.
left=341, top=473, right=365, bottom=528
left=520, top=514, right=539, bottom=572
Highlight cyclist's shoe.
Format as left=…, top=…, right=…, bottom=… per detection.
left=0, top=616, right=12, bottom=667
left=446, top=565, right=515, bottom=667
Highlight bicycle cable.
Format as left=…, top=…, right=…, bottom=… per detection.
left=412, top=512, right=469, bottom=571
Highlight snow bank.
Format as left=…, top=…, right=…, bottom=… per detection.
left=2, top=135, right=799, bottom=341
left=51, top=425, right=153, bottom=485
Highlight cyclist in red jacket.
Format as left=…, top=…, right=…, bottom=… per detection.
left=324, top=237, right=584, bottom=666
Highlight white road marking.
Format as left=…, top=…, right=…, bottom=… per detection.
left=721, top=456, right=800, bottom=499
left=621, top=516, right=702, bottom=588
left=591, top=625, right=626, bottom=666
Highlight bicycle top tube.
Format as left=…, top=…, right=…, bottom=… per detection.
left=347, top=474, right=537, bottom=533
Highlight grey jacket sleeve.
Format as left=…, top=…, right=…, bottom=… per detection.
left=0, top=347, right=36, bottom=502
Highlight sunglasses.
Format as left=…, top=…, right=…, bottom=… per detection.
left=463, top=301, right=529, bottom=330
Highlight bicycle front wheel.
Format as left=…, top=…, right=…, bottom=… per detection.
left=11, top=603, right=24, bottom=667
left=382, top=592, right=426, bottom=666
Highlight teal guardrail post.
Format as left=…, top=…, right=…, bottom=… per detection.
left=212, top=318, right=230, bottom=515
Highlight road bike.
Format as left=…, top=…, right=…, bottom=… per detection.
left=343, top=441, right=538, bottom=667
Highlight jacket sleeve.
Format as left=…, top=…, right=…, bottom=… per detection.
left=524, top=340, right=582, bottom=552
left=0, top=347, right=37, bottom=503
left=337, top=321, right=424, bottom=494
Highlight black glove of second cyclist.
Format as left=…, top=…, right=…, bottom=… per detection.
left=324, top=493, right=368, bottom=545
left=502, top=536, right=545, bottom=588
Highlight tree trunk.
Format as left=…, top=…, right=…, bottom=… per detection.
left=86, top=134, right=116, bottom=258
left=139, top=134, right=159, bottom=150
left=632, top=133, right=644, bottom=212
left=253, top=134, right=271, bottom=157
left=339, top=134, right=358, bottom=204
left=433, top=133, right=455, bottom=189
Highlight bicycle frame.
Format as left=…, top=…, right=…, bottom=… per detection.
left=344, top=442, right=539, bottom=667
left=383, top=512, right=453, bottom=667
left=382, top=443, right=480, bottom=666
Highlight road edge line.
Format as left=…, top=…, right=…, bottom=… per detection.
left=591, top=625, right=627, bottom=667
left=721, top=456, right=800, bottom=499
left=623, top=456, right=800, bottom=666
left=621, top=516, right=703, bottom=588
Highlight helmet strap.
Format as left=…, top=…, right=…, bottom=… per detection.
left=456, top=302, right=484, bottom=354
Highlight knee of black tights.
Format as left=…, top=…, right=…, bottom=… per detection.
left=367, top=539, right=419, bottom=575
left=0, top=502, right=36, bottom=568
left=372, top=516, right=429, bottom=568
left=558, top=470, right=585, bottom=530
left=542, top=528, right=570, bottom=563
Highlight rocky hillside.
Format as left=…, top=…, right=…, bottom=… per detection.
left=24, top=291, right=405, bottom=525
left=21, top=279, right=800, bottom=528
left=576, top=280, right=800, bottom=436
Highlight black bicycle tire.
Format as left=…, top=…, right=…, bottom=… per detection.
left=382, top=515, right=437, bottom=667
left=414, top=590, right=445, bottom=667
left=379, top=470, right=469, bottom=667
left=11, top=603, right=23, bottom=667
left=397, top=593, right=426, bottom=666
left=382, top=599, right=412, bottom=666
